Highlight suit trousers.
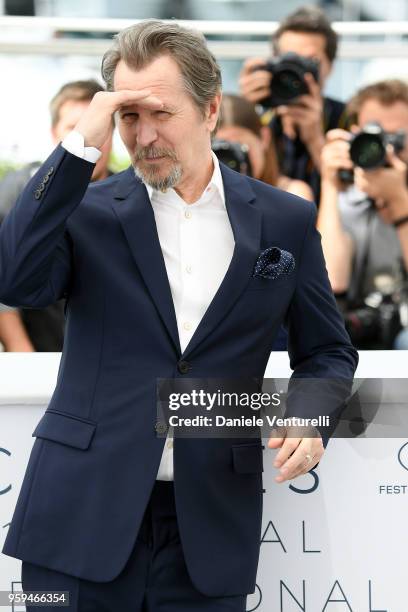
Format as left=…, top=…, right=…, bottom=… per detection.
left=21, top=481, right=247, bottom=611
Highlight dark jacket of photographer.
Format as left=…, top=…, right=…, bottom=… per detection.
left=269, top=96, right=347, bottom=201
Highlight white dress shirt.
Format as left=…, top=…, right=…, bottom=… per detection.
left=62, top=132, right=235, bottom=480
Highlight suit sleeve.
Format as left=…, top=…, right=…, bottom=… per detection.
left=284, top=203, right=359, bottom=448
left=0, top=145, right=95, bottom=308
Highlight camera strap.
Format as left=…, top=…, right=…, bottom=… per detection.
left=348, top=199, right=376, bottom=307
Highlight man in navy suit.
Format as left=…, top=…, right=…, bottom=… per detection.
left=0, top=20, right=358, bottom=612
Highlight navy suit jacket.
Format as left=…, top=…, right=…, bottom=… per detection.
left=0, top=145, right=358, bottom=596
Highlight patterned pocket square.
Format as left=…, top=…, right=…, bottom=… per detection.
left=253, top=247, right=295, bottom=279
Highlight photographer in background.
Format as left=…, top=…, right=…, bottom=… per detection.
left=0, top=79, right=113, bottom=352
left=317, top=80, right=408, bottom=349
left=214, top=94, right=313, bottom=200
left=239, top=6, right=346, bottom=200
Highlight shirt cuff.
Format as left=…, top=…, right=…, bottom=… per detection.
left=61, top=130, right=102, bottom=164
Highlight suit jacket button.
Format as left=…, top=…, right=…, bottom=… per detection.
left=155, top=421, right=167, bottom=434
left=34, top=190, right=42, bottom=199
left=48, top=166, right=54, bottom=174
left=177, top=360, right=190, bottom=374
left=43, top=175, right=49, bottom=183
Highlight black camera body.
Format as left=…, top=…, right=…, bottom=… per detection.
left=338, top=122, right=406, bottom=184
left=344, top=293, right=402, bottom=349
left=342, top=272, right=407, bottom=349
left=255, top=52, right=319, bottom=108
left=211, top=139, right=252, bottom=176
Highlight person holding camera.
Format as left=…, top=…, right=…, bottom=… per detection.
left=239, top=6, right=346, bottom=200
left=317, top=79, right=408, bottom=349
left=214, top=94, right=313, bottom=200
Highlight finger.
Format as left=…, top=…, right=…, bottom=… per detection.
left=304, top=72, right=321, bottom=98
left=326, top=144, right=353, bottom=159
left=277, top=445, right=312, bottom=478
left=267, top=426, right=286, bottom=448
left=273, top=437, right=301, bottom=467
left=354, top=174, right=369, bottom=193
left=277, top=458, right=314, bottom=481
left=276, top=441, right=323, bottom=482
left=113, top=89, right=164, bottom=111
left=241, top=56, right=268, bottom=74
left=281, top=115, right=297, bottom=140
left=267, top=436, right=284, bottom=449
left=323, top=139, right=351, bottom=155
left=283, top=457, right=317, bottom=481
left=293, top=95, right=321, bottom=112
left=276, top=105, right=289, bottom=116
left=385, top=144, right=406, bottom=170
left=325, top=152, right=353, bottom=167
left=283, top=107, right=316, bottom=121
left=330, top=140, right=352, bottom=153
left=242, top=87, right=272, bottom=103
left=354, top=167, right=372, bottom=183
left=239, top=71, right=271, bottom=90
left=323, top=156, right=354, bottom=170
left=325, top=128, right=352, bottom=143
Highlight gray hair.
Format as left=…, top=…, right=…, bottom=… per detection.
left=101, top=20, right=222, bottom=117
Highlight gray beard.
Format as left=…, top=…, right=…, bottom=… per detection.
left=133, top=162, right=182, bottom=191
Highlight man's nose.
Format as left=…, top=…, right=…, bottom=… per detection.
left=136, top=120, right=158, bottom=148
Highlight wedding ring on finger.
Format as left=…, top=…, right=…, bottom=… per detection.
left=304, top=453, right=313, bottom=464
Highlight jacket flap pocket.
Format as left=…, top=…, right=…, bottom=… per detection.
left=32, top=410, right=97, bottom=450
left=232, top=443, right=264, bottom=474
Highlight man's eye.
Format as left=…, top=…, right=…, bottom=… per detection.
left=156, top=110, right=170, bottom=118
left=122, top=113, right=138, bottom=122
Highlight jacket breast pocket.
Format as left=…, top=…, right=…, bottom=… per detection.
left=245, top=274, right=294, bottom=291
left=231, top=443, right=264, bottom=474
left=32, top=409, right=97, bottom=450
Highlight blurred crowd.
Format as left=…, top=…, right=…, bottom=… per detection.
left=1, top=5, right=408, bottom=352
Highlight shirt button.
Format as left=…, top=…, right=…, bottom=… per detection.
left=185, top=265, right=192, bottom=274
left=183, top=321, right=192, bottom=331
left=177, top=360, right=190, bottom=374
left=167, top=440, right=174, bottom=449
left=155, top=421, right=168, bottom=435
left=184, top=209, right=192, bottom=219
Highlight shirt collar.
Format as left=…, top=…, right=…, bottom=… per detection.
left=143, top=150, right=225, bottom=208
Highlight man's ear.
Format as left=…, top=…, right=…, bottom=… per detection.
left=207, top=92, right=222, bottom=132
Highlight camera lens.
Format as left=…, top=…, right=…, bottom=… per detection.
left=350, top=133, right=386, bottom=168
left=273, top=69, right=307, bottom=101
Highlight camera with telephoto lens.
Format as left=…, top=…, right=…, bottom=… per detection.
left=343, top=273, right=407, bottom=349
left=338, top=122, right=406, bottom=184
left=212, top=139, right=253, bottom=176
left=253, top=52, right=319, bottom=108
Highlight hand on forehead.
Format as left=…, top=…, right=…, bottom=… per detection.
left=116, top=89, right=165, bottom=113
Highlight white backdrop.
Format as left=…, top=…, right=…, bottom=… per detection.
left=1, top=351, right=407, bottom=611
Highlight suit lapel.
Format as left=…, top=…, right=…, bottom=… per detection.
left=111, top=164, right=262, bottom=361
left=181, top=164, right=262, bottom=359
left=111, top=167, right=181, bottom=355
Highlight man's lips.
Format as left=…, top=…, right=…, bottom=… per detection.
left=139, top=156, right=167, bottom=162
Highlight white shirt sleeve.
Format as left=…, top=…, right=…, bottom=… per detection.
left=61, top=130, right=102, bottom=164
